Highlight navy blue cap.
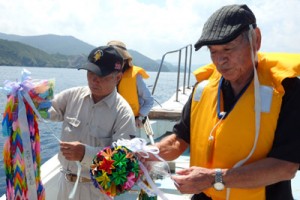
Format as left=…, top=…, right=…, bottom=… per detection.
left=79, top=46, right=123, bottom=76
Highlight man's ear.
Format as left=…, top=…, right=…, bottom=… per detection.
left=255, top=27, right=262, bottom=51
left=116, top=72, right=123, bottom=83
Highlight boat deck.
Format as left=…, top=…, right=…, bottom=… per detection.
left=34, top=152, right=300, bottom=200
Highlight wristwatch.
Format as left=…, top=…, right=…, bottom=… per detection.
left=213, top=168, right=225, bottom=191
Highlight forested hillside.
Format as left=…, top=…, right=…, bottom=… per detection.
left=0, top=39, right=84, bottom=68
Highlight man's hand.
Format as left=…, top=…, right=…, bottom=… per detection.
left=135, top=118, right=144, bottom=128
left=60, top=141, right=85, bottom=161
left=171, top=166, right=215, bottom=194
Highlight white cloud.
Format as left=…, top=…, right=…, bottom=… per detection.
left=0, top=0, right=299, bottom=66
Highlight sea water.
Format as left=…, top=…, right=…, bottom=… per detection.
left=0, top=66, right=195, bottom=196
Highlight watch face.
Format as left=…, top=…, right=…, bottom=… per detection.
left=213, top=182, right=225, bottom=191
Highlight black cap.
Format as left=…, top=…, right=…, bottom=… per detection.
left=79, top=46, right=123, bottom=76
left=194, top=4, right=256, bottom=51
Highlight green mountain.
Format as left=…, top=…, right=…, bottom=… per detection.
left=0, top=39, right=85, bottom=68
left=0, top=33, right=94, bottom=56
left=130, top=50, right=161, bottom=71
left=0, top=32, right=174, bottom=71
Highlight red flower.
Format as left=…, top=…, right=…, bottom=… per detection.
left=99, top=158, right=115, bottom=174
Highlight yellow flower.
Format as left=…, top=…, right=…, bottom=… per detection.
left=96, top=171, right=111, bottom=189
left=106, top=182, right=117, bottom=196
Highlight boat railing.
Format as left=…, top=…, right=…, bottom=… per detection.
left=151, top=44, right=193, bottom=102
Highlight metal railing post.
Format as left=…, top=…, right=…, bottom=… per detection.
left=188, top=45, right=193, bottom=88
left=176, top=50, right=182, bottom=101
left=151, top=44, right=193, bottom=101
left=183, top=46, right=188, bottom=94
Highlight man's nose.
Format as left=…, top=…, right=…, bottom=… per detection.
left=216, top=54, right=227, bottom=66
left=91, top=74, right=103, bottom=83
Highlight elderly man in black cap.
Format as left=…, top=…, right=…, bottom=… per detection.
left=48, top=46, right=136, bottom=200
left=147, top=4, right=300, bottom=200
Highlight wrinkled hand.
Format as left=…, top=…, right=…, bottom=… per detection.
left=171, top=166, right=214, bottom=194
left=60, top=141, right=85, bottom=161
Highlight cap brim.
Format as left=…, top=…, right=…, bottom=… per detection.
left=122, top=50, right=132, bottom=60
left=194, top=30, right=241, bottom=51
left=194, top=23, right=256, bottom=51
left=113, top=47, right=133, bottom=66
left=123, top=52, right=133, bottom=67
left=120, top=50, right=133, bottom=66
left=78, top=62, right=110, bottom=77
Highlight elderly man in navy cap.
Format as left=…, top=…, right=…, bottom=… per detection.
left=48, top=46, right=137, bottom=200
left=147, top=4, right=300, bottom=200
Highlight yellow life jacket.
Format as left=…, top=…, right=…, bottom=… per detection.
left=191, top=52, right=300, bottom=200
left=118, top=66, right=149, bottom=116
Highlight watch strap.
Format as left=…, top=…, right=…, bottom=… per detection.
left=215, top=168, right=223, bottom=183
left=213, top=168, right=225, bottom=191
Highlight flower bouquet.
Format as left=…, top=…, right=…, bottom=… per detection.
left=90, top=145, right=142, bottom=197
left=89, top=138, right=171, bottom=200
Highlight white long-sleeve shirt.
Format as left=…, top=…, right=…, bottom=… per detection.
left=49, top=86, right=136, bottom=200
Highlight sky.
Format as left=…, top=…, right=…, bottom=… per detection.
left=0, top=0, right=299, bottom=66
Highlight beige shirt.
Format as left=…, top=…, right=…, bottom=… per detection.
left=49, top=86, right=137, bottom=177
